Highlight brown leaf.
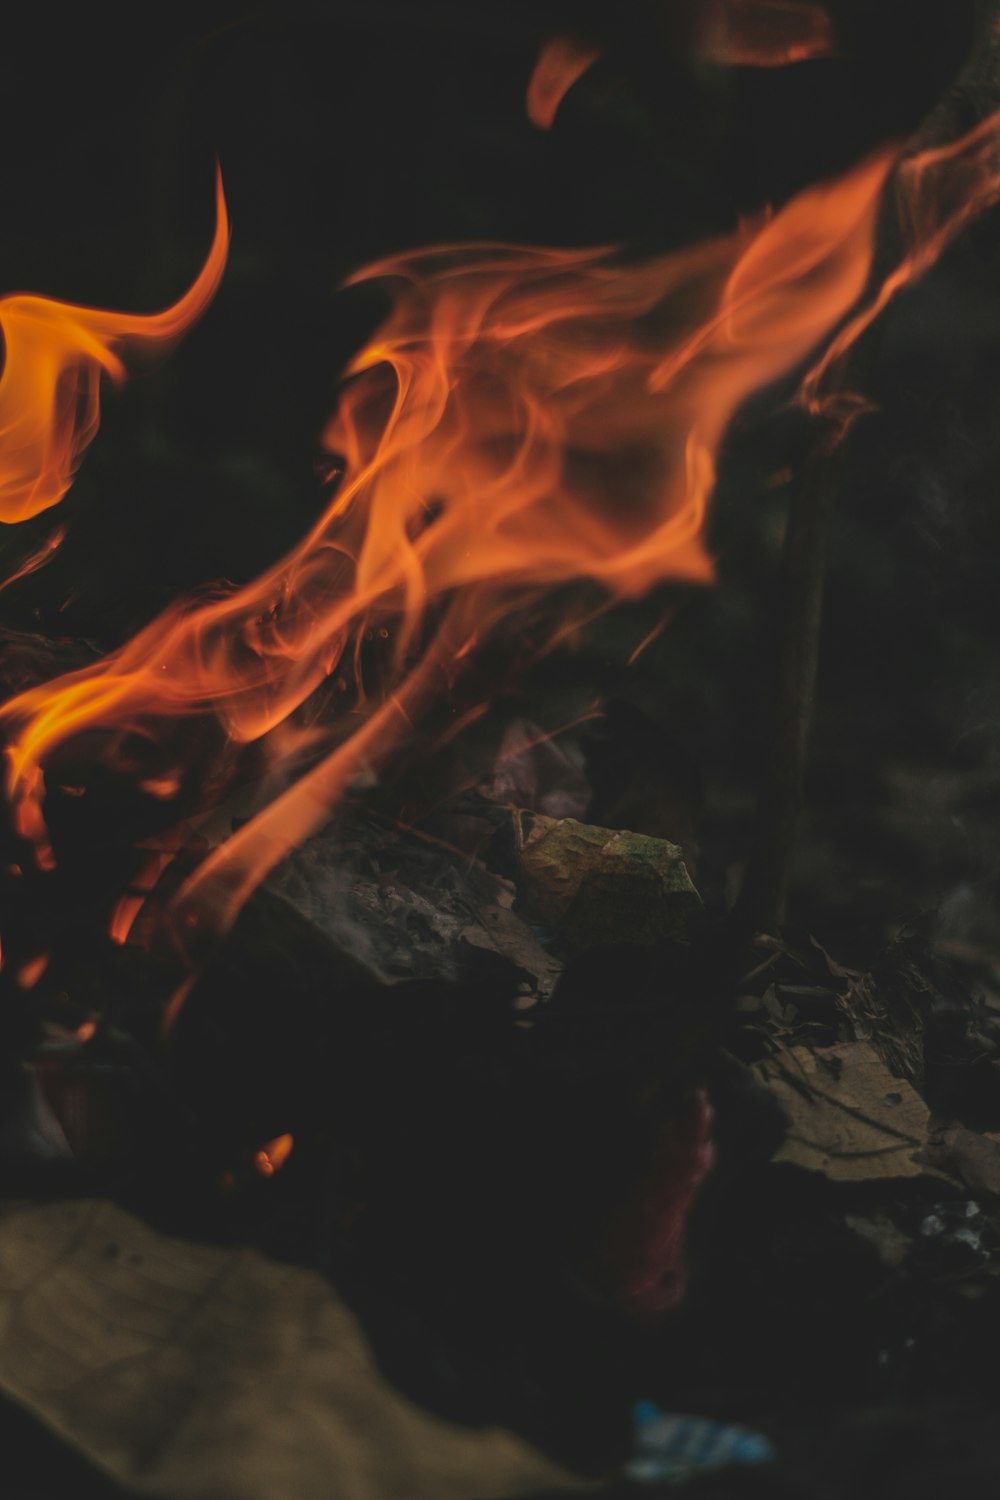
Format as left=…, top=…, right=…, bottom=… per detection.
left=754, top=1042, right=947, bottom=1183
left=928, top=1122, right=1000, bottom=1199
left=0, top=1200, right=586, bottom=1500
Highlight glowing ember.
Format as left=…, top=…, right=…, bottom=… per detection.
left=0, top=172, right=228, bottom=527
left=254, top=1133, right=294, bottom=1177
left=15, top=953, right=49, bottom=990
left=696, top=0, right=837, bottom=68
left=526, top=35, right=602, bottom=129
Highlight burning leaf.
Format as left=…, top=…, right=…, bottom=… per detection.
left=526, top=35, right=602, bottom=130
left=0, top=171, right=228, bottom=526
left=754, top=1041, right=945, bottom=1183
left=512, top=812, right=700, bottom=950
left=695, top=0, right=837, bottom=68
left=0, top=1200, right=581, bottom=1500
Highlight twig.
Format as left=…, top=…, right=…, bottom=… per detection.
left=736, top=433, right=841, bottom=934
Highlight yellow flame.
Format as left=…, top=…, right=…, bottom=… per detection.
left=0, top=171, right=228, bottom=525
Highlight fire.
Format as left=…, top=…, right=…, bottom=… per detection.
left=803, top=113, right=1000, bottom=415
left=0, top=172, right=228, bottom=527
left=110, top=838, right=186, bottom=947
left=2, top=113, right=998, bottom=998
left=0, top=148, right=894, bottom=975
left=525, top=0, right=835, bottom=127
left=526, top=35, right=602, bottom=130
left=0, top=525, right=66, bottom=596
left=253, top=1133, right=294, bottom=1178
left=695, top=0, right=836, bottom=68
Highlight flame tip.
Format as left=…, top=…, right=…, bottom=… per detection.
left=0, top=171, right=229, bottom=526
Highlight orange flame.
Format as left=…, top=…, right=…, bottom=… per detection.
left=110, top=839, right=185, bottom=947
left=696, top=0, right=836, bottom=67
left=526, top=35, right=602, bottom=129
left=253, top=1133, right=294, bottom=1177
left=0, top=525, right=66, bottom=595
left=803, top=112, right=1000, bottom=417
left=0, top=172, right=228, bottom=526
left=15, top=952, right=49, bottom=990
left=0, top=147, right=898, bottom=975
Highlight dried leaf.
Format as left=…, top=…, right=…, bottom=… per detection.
left=512, top=813, right=700, bottom=950
left=754, top=1042, right=945, bottom=1183
left=928, top=1121, right=1000, bottom=1199
left=837, top=967, right=927, bottom=1090
left=0, top=1200, right=584, bottom=1500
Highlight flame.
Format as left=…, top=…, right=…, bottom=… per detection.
left=526, top=35, right=602, bottom=130
left=0, top=172, right=228, bottom=526
left=15, top=952, right=48, bottom=989
left=696, top=0, right=836, bottom=67
left=0, top=149, right=900, bottom=976
left=803, top=112, right=1000, bottom=417
left=110, top=839, right=185, bottom=946
left=0, top=525, right=66, bottom=595
left=253, top=1133, right=294, bottom=1177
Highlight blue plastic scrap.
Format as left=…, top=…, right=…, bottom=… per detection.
left=626, top=1401, right=775, bottom=1484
